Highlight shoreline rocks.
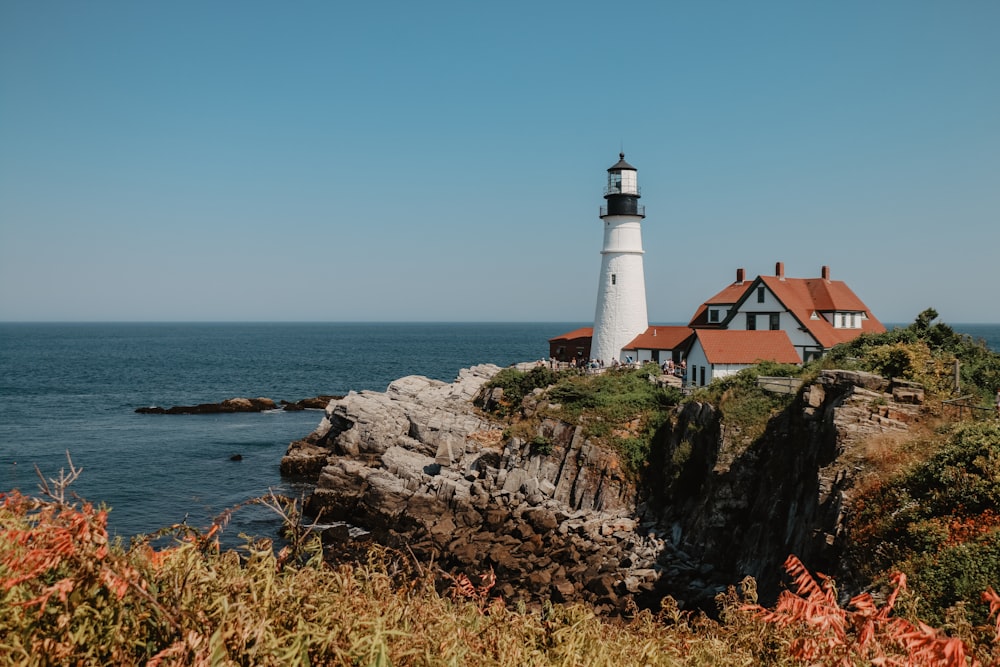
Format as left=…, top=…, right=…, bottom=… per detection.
left=281, top=364, right=689, bottom=613
left=281, top=364, right=929, bottom=614
left=136, top=395, right=342, bottom=415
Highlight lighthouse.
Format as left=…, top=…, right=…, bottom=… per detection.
left=590, top=153, right=649, bottom=365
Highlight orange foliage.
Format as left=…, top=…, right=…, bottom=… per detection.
left=0, top=491, right=141, bottom=617
left=447, top=567, right=499, bottom=613
left=946, top=510, right=1000, bottom=546
left=746, top=554, right=988, bottom=667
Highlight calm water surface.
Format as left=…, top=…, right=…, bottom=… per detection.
left=0, top=322, right=573, bottom=543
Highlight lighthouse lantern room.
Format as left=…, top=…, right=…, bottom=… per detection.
left=590, top=153, right=650, bottom=365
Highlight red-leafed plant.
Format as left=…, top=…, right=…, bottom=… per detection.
left=746, top=554, right=989, bottom=666
left=446, top=567, right=498, bottom=613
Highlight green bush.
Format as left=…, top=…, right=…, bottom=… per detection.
left=822, top=308, right=1000, bottom=403
left=689, top=364, right=799, bottom=444
left=846, top=421, right=1000, bottom=626
left=480, top=366, right=577, bottom=415
left=486, top=366, right=682, bottom=475
left=529, top=434, right=553, bottom=456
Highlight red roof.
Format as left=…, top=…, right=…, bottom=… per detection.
left=688, top=282, right=752, bottom=327
left=693, top=329, right=800, bottom=364
left=549, top=327, right=593, bottom=342
left=757, top=275, right=885, bottom=348
left=623, top=325, right=693, bottom=351
left=689, top=268, right=885, bottom=348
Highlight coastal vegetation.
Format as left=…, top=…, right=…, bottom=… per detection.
left=5, top=309, right=1000, bottom=664
left=482, top=364, right=682, bottom=472
left=5, top=470, right=1000, bottom=666
left=474, top=309, right=1000, bottom=653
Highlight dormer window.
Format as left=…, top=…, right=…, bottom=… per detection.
left=709, top=309, right=720, bottom=323
left=833, top=312, right=862, bottom=329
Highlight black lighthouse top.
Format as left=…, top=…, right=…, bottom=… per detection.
left=601, top=152, right=645, bottom=219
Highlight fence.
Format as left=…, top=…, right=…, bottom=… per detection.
left=942, top=395, right=995, bottom=421
left=756, top=376, right=805, bottom=395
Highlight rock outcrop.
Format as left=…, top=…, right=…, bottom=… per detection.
left=280, top=396, right=344, bottom=411
left=282, top=364, right=690, bottom=611
left=283, top=365, right=929, bottom=613
left=137, top=396, right=340, bottom=414
left=137, top=397, right=278, bottom=414
left=652, top=369, right=927, bottom=604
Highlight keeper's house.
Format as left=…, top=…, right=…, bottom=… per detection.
left=549, top=262, right=885, bottom=385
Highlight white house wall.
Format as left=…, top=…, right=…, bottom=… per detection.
left=684, top=341, right=757, bottom=386
left=727, top=285, right=819, bottom=360
left=685, top=341, right=709, bottom=386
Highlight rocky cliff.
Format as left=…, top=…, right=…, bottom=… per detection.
left=282, top=364, right=926, bottom=612
left=651, top=370, right=925, bottom=602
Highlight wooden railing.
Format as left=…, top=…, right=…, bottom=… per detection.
left=942, top=395, right=995, bottom=420
left=756, top=376, right=804, bottom=395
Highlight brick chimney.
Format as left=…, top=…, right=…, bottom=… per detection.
left=736, top=267, right=746, bottom=284
left=776, top=261, right=785, bottom=280
left=821, top=265, right=831, bottom=281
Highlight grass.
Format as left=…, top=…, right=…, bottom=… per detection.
left=5, top=482, right=1000, bottom=666
left=480, top=363, right=681, bottom=474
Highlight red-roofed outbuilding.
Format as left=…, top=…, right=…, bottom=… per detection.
left=685, top=329, right=800, bottom=387
left=621, top=326, right=694, bottom=365
left=548, top=327, right=593, bottom=363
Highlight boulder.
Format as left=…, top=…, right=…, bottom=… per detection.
left=281, top=395, right=343, bottom=411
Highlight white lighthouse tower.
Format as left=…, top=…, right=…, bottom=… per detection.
left=590, top=153, right=649, bottom=365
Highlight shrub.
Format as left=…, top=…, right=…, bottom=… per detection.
left=822, top=308, right=1000, bottom=403
left=746, top=555, right=992, bottom=666
left=529, top=435, right=553, bottom=456
left=846, top=421, right=1000, bottom=626
left=8, top=464, right=1000, bottom=664
left=688, top=364, right=798, bottom=445
left=480, top=366, right=577, bottom=416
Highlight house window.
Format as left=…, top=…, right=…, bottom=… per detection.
left=746, top=313, right=757, bottom=330
left=611, top=274, right=616, bottom=285
left=709, top=309, right=719, bottom=323
left=770, top=313, right=780, bottom=330
left=700, top=366, right=706, bottom=386
left=757, top=286, right=765, bottom=303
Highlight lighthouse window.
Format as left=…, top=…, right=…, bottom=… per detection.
left=611, top=274, right=617, bottom=285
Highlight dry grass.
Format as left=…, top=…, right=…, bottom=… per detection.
left=4, top=469, right=1000, bottom=666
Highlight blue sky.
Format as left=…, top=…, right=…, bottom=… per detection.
left=1, top=1, right=998, bottom=324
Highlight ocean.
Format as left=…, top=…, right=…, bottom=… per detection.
left=0, top=322, right=575, bottom=545
left=1, top=322, right=997, bottom=546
